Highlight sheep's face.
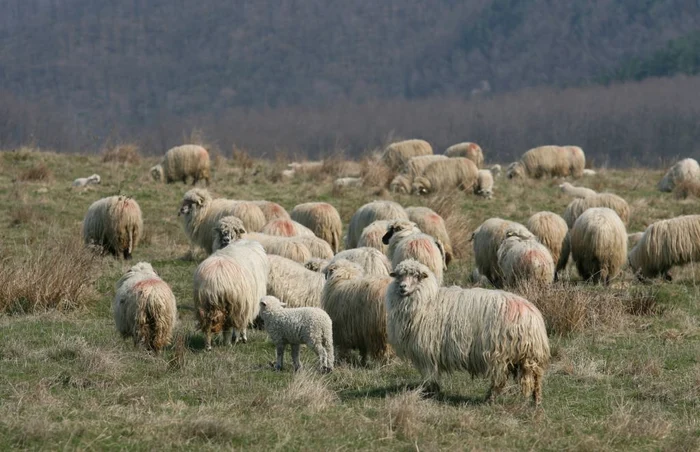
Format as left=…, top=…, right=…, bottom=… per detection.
left=506, top=162, right=524, bottom=179
left=215, top=219, right=246, bottom=248
left=390, top=268, right=429, bottom=297
left=178, top=196, right=203, bottom=217
left=260, top=296, right=286, bottom=313
left=88, top=174, right=101, bottom=184
left=128, top=262, right=156, bottom=276
left=150, top=165, right=163, bottom=182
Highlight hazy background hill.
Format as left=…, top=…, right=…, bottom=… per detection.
left=1, top=0, right=700, bottom=163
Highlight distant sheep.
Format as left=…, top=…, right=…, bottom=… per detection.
left=150, top=144, right=210, bottom=185
left=475, top=169, right=494, bottom=198
left=113, top=262, right=177, bottom=354
left=72, top=174, right=101, bottom=188
left=333, top=177, right=363, bottom=191
left=261, top=218, right=316, bottom=237
left=358, top=220, right=392, bottom=253
left=490, top=164, right=502, bottom=177
left=507, top=145, right=585, bottom=179
left=381, top=139, right=433, bottom=171
left=386, top=260, right=550, bottom=404
left=252, top=201, right=290, bottom=222
left=405, top=206, right=453, bottom=264
left=382, top=219, right=446, bottom=285
left=389, top=174, right=412, bottom=194
left=444, top=142, right=484, bottom=168
left=83, top=195, right=143, bottom=259
left=570, top=207, right=627, bottom=284
left=346, top=200, right=408, bottom=249
left=627, top=232, right=644, bottom=249
left=563, top=193, right=630, bottom=228
left=628, top=215, right=700, bottom=280
left=497, top=232, right=555, bottom=290
left=267, top=255, right=325, bottom=309
left=291, top=202, right=343, bottom=253
left=412, top=157, right=478, bottom=195
left=244, top=232, right=313, bottom=264
left=559, top=182, right=596, bottom=198
left=658, top=158, right=700, bottom=192
left=403, top=155, right=448, bottom=178
left=471, top=218, right=531, bottom=288
left=527, top=211, right=570, bottom=278
left=582, top=169, right=597, bottom=176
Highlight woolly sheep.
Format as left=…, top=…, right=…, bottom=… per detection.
left=72, top=174, right=101, bottom=188
left=444, top=142, right=484, bottom=168
left=83, top=195, right=143, bottom=259
left=304, top=258, right=329, bottom=273
left=212, top=216, right=247, bottom=252
left=386, top=260, right=550, bottom=404
left=267, top=255, right=325, bottom=308
left=193, top=240, right=269, bottom=350
left=330, top=247, right=392, bottom=277
left=244, top=232, right=313, bottom=263
left=559, top=182, right=596, bottom=198
left=252, top=200, right=290, bottom=222
left=412, top=157, right=478, bottom=195
left=179, top=189, right=266, bottom=254
left=322, top=259, right=392, bottom=365
left=358, top=220, right=392, bottom=254
left=295, top=236, right=335, bottom=259
left=527, top=211, right=570, bottom=278
left=507, top=145, right=585, bottom=180
left=382, top=219, right=446, bottom=285
left=471, top=218, right=531, bottom=288
left=288, top=161, right=324, bottom=172
left=259, top=296, right=334, bottom=372
left=113, top=262, right=177, bottom=354
left=150, top=144, right=210, bottom=185
left=346, top=200, right=408, bottom=249
left=490, top=164, right=502, bottom=177
left=389, top=174, right=412, bottom=194
left=405, top=206, right=453, bottom=264
left=333, top=177, right=363, bottom=190
left=381, top=139, right=433, bottom=171
left=658, top=158, right=700, bottom=192
left=497, top=232, right=555, bottom=290
left=290, top=202, right=343, bottom=253
left=628, top=215, right=700, bottom=280
left=403, top=155, right=449, bottom=178
left=475, top=169, right=494, bottom=198
left=261, top=218, right=316, bottom=237
left=570, top=207, right=627, bottom=284
left=563, top=193, right=630, bottom=228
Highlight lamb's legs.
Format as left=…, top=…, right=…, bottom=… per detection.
left=311, top=342, right=331, bottom=372
left=291, top=344, right=302, bottom=371
left=275, top=344, right=286, bottom=371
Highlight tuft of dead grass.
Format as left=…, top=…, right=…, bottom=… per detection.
left=384, top=389, right=426, bottom=440
left=276, top=369, right=338, bottom=413
left=672, top=179, right=700, bottom=199
left=180, top=417, right=240, bottom=443
left=16, top=162, right=53, bottom=182
left=102, top=143, right=141, bottom=164
left=360, top=157, right=394, bottom=189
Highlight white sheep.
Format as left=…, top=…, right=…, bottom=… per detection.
left=497, top=232, right=555, bottom=290
left=83, top=195, right=143, bottom=259
left=290, top=202, right=343, bottom=253
left=346, top=200, right=408, bottom=249
left=150, top=144, right=210, bottom=185
left=243, top=232, right=313, bottom=263
left=72, top=174, right=101, bottom=188
left=267, top=255, right=325, bottom=308
left=381, top=139, right=433, bottom=171
left=259, top=295, right=334, bottom=372
left=403, top=155, right=449, bottom=178
left=405, top=206, right=453, bottom=263
left=490, top=164, right=502, bottom=177
left=358, top=220, right=392, bottom=253
left=333, top=177, right=363, bottom=191
left=475, top=169, right=494, bottom=198
left=527, top=211, right=570, bottom=279
left=252, top=200, right=291, bottom=222
left=559, top=182, right=596, bottom=198
left=570, top=207, right=627, bottom=284
left=382, top=219, right=446, bottom=285
left=658, top=158, right=700, bottom=192
left=113, top=262, right=177, bottom=354
left=582, top=169, right=597, bottom=176
left=386, top=259, right=550, bottom=404
left=444, top=142, right=484, bottom=167
left=412, top=157, right=479, bottom=195
left=261, top=218, right=316, bottom=237
left=563, top=193, right=630, bottom=228
left=330, top=247, right=392, bottom=276
left=471, top=218, right=531, bottom=288
left=507, top=145, right=585, bottom=179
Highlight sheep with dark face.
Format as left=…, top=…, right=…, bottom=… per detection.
left=382, top=219, right=446, bottom=285
left=346, top=201, right=408, bottom=249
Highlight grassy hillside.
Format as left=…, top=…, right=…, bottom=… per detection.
left=0, top=148, right=699, bottom=449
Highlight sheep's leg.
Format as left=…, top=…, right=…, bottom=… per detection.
left=223, top=328, right=233, bottom=346
left=237, top=328, right=248, bottom=344
left=311, top=341, right=330, bottom=372
left=291, top=344, right=302, bottom=372
left=275, top=344, right=285, bottom=371
left=532, top=370, right=543, bottom=406
left=486, top=375, right=507, bottom=403
left=204, top=331, right=212, bottom=351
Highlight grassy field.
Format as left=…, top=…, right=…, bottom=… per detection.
left=0, top=147, right=698, bottom=450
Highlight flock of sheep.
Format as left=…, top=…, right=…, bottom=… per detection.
left=81, top=140, right=700, bottom=406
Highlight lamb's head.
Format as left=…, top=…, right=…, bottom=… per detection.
left=506, top=162, right=524, bottom=179
left=214, top=216, right=247, bottom=249
left=559, top=182, right=572, bottom=192
left=150, top=164, right=164, bottom=182
left=87, top=174, right=101, bottom=184
left=411, top=176, right=431, bottom=195
left=259, top=295, right=286, bottom=315
left=304, top=258, right=329, bottom=273
left=382, top=219, right=420, bottom=245
left=179, top=188, right=212, bottom=217
left=390, top=259, right=435, bottom=297
left=323, top=259, right=364, bottom=281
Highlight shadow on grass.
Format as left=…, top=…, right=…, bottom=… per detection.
left=339, top=383, right=485, bottom=406
left=184, top=333, right=207, bottom=352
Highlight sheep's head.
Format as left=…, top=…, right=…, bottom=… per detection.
left=506, top=162, right=524, bottom=180
left=323, top=259, right=364, bottom=281
left=260, top=296, right=286, bottom=313
left=215, top=216, right=247, bottom=248
left=304, top=258, right=329, bottom=273
left=179, top=188, right=211, bottom=216
left=390, top=259, right=431, bottom=297
left=88, top=174, right=101, bottom=184
left=411, top=176, right=431, bottom=195
left=150, top=164, right=164, bottom=182
left=382, top=220, right=419, bottom=245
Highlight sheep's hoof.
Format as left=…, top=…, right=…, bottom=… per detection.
left=205, top=346, right=212, bottom=352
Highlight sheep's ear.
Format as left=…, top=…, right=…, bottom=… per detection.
left=260, top=300, right=267, bottom=307
left=420, top=272, right=429, bottom=280
left=389, top=272, right=396, bottom=278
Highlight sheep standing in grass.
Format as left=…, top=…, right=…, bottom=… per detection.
left=471, top=218, right=531, bottom=287
left=322, top=259, right=392, bottom=365
left=475, top=169, right=494, bottom=198
left=150, top=144, right=210, bottom=185
left=83, top=195, right=143, bottom=259
left=259, top=296, right=333, bottom=372
left=563, top=193, right=630, bottom=228
left=333, top=177, right=363, bottom=191
left=628, top=215, right=700, bottom=281
left=267, top=255, right=325, bottom=308
left=193, top=240, right=269, bottom=350
left=261, top=218, right=316, bottom=237
left=658, top=158, right=700, bottom=192
left=559, top=182, right=596, bottom=198
left=386, top=260, right=550, bottom=404
left=252, top=200, right=290, bottom=222
left=444, top=142, right=484, bottom=168
left=404, top=155, right=449, bottom=178
left=303, top=247, right=392, bottom=277
left=113, top=262, right=177, bottom=354
left=346, top=201, right=408, bottom=249
left=497, top=232, right=555, bottom=290
left=291, top=202, right=343, bottom=253
left=412, top=158, right=478, bottom=195
left=381, top=139, right=433, bottom=171
left=507, top=145, right=585, bottom=179
left=382, top=219, right=446, bottom=285
left=358, top=220, right=392, bottom=253
left=405, top=207, right=453, bottom=263
left=527, top=211, right=570, bottom=278
left=570, top=208, right=627, bottom=284
left=72, top=174, right=101, bottom=188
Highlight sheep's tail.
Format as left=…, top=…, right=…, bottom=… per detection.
left=137, top=296, right=169, bottom=353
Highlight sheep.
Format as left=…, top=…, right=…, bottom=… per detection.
left=212, top=216, right=247, bottom=252
left=295, top=236, right=335, bottom=260
left=261, top=218, right=316, bottom=237
left=193, top=239, right=269, bottom=350
left=113, top=262, right=177, bottom=354
left=333, top=177, right=363, bottom=191
left=527, top=211, right=570, bottom=278
left=290, top=202, right=343, bottom=253
left=244, top=232, right=313, bottom=264
left=658, top=158, right=700, bottom=192
left=405, top=207, right=453, bottom=264
left=178, top=189, right=266, bottom=254
left=412, top=157, right=478, bottom=195
left=389, top=174, right=412, bottom=194
left=403, top=155, right=449, bottom=178
left=497, top=232, right=555, bottom=290
left=346, top=200, right=408, bottom=249
left=381, top=139, right=433, bottom=171
left=252, top=200, right=290, bottom=222
left=628, top=215, right=700, bottom=281
left=304, top=258, right=329, bottom=273
left=72, top=174, right=101, bottom=188
left=627, top=232, right=644, bottom=249
left=83, top=195, right=143, bottom=259
left=563, top=193, right=630, bottom=228
left=266, top=255, right=325, bottom=309
left=288, top=161, right=323, bottom=173
left=150, top=144, right=210, bottom=185
left=331, top=247, right=392, bottom=276
left=507, top=145, right=585, bottom=179
left=570, top=207, right=627, bottom=284
left=259, top=296, right=333, bottom=372
left=471, top=218, right=532, bottom=287
left=444, top=142, right=484, bottom=168
left=358, top=220, right=392, bottom=253
left=382, top=219, right=446, bottom=285
left=322, top=259, right=392, bottom=365
left=490, top=164, right=502, bottom=177
left=386, top=260, right=550, bottom=404
left=475, top=169, right=494, bottom=198
left=559, top=182, right=596, bottom=198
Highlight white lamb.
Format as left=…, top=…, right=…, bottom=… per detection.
left=72, top=174, right=101, bottom=188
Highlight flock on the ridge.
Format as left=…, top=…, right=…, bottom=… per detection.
left=79, top=139, right=700, bottom=406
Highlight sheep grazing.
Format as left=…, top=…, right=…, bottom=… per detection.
left=290, top=202, right=343, bottom=253
left=83, top=195, right=143, bottom=259
left=404, top=155, right=449, bottom=178
left=628, top=215, right=700, bottom=280
left=322, top=259, right=392, bottom=365
left=330, top=247, right=392, bottom=277
left=358, top=220, right=392, bottom=254
left=381, top=139, right=433, bottom=171
left=389, top=174, right=412, bottom=194
left=527, top=211, right=570, bottom=278
left=405, top=206, right=453, bottom=264
left=193, top=240, right=269, bottom=350
left=72, top=174, right=101, bottom=188
left=563, top=193, right=630, bottom=228
left=244, top=232, right=313, bottom=264
left=627, top=232, right=644, bottom=249
left=507, top=145, right=585, bottom=179
left=346, top=200, right=408, bottom=249
left=259, top=296, right=333, bottom=373
left=570, top=207, right=627, bottom=284
left=497, top=232, right=555, bottom=290
left=261, top=218, right=316, bottom=237
left=559, top=182, right=596, bottom=199
left=386, top=260, right=550, bottom=404
left=382, top=219, right=446, bottom=285
left=412, top=157, right=478, bottom=195
left=295, top=236, right=335, bottom=259
left=252, top=200, right=290, bottom=222
left=444, top=142, right=484, bottom=168
left=150, top=144, right=211, bottom=185
left=267, top=255, right=325, bottom=309
left=212, top=216, right=247, bottom=252
left=471, top=218, right=531, bottom=287
left=113, top=262, right=177, bottom=354
left=475, top=169, right=494, bottom=198
left=658, top=158, right=700, bottom=192
left=333, top=177, right=363, bottom=191
left=178, top=189, right=266, bottom=254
